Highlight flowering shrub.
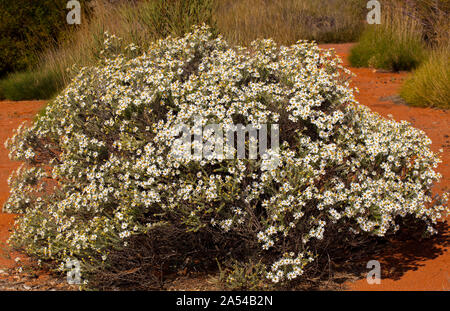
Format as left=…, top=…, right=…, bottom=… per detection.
left=4, top=25, right=448, bottom=289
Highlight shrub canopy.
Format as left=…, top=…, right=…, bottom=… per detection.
left=5, top=26, right=448, bottom=288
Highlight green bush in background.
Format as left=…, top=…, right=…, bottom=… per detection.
left=401, top=48, right=450, bottom=109
left=349, top=25, right=426, bottom=71
left=349, top=0, right=449, bottom=72
left=349, top=1, right=427, bottom=71
left=0, top=69, right=61, bottom=101
left=0, top=0, right=94, bottom=100
left=0, top=0, right=92, bottom=78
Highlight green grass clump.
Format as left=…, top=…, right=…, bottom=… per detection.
left=0, top=69, right=61, bottom=101
left=401, top=48, right=450, bottom=109
left=349, top=2, right=426, bottom=71
left=349, top=25, right=426, bottom=71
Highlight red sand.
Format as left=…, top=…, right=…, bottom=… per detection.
left=0, top=44, right=448, bottom=290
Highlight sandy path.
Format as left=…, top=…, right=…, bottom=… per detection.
left=0, top=43, right=448, bottom=290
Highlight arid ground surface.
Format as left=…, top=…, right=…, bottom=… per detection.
left=0, top=44, right=448, bottom=291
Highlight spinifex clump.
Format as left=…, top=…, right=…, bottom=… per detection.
left=4, top=25, right=448, bottom=289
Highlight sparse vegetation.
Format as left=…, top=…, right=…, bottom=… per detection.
left=219, top=260, right=272, bottom=291
left=215, top=0, right=366, bottom=46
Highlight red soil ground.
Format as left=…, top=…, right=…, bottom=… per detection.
left=0, top=44, right=448, bottom=290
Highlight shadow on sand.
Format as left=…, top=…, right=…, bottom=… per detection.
left=298, top=219, right=449, bottom=290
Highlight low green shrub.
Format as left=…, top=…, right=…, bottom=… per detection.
left=219, top=260, right=273, bottom=291
left=349, top=2, right=427, bottom=71
left=401, top=48, right=450, bottom=109
left=5, top=26, right=448, bottom=289
left=349, top=26, right=426, bottom=71
left=0, top=70, right=61, bottom=101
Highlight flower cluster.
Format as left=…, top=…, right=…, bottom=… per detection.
left=4, top=25, right=448, bottom=286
